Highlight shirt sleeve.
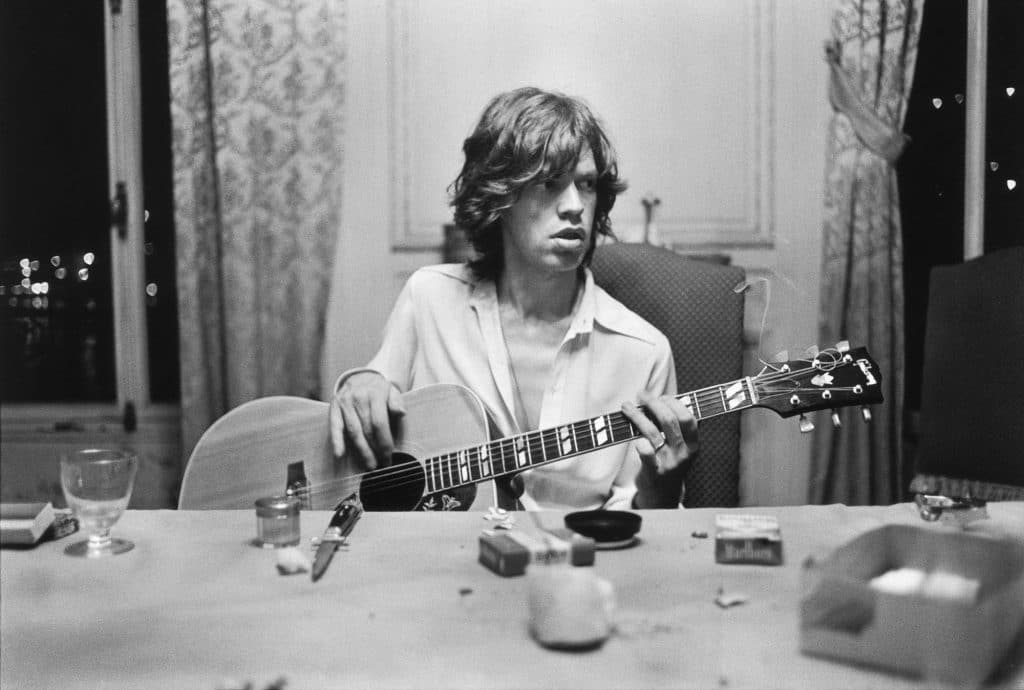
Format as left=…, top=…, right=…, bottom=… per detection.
left=603, top=335, right=680, bottom=510
left=333, top=278, right=419, bottom=395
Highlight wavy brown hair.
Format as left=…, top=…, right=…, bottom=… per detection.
left=448, top=87, right=627, bottom=281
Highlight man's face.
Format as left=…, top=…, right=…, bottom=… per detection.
left=501, top=146, right=598, bottom=276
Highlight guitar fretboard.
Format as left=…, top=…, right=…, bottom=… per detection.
left=422, top=377, right=757, bottom=494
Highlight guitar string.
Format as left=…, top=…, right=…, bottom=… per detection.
left=307, top=387, right=872, bottom=507
left=302, top=366, right=866, bottom=504
left=307, top=382, right=746, bottom=501
left=302, top=369, right=866, bottom=504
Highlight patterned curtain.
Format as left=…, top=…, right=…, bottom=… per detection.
left=810, top=0, right=924, bottom=505
left=167, top=0, right=346, bottom=457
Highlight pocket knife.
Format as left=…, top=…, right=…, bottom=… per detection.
left=311, top=495, right=363, bottom=582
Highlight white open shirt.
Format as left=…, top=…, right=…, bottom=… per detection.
left=335, top=264, right=681, bottom=510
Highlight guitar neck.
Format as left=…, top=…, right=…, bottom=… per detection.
left=421, top=377, right=757, bottom=495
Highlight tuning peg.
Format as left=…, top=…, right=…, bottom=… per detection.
left=836, top=340, right=850, bottom=353
left=803, top=345, right=819, bottom=358
left=831, top=410, right=842, bottom=428
left=799, top=414, right=814, bottom=433
left=860, top=406, right=872, bottom=423
left=772, top=350, right=790, bottom=363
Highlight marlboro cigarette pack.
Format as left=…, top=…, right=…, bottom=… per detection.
left=714, top=513, right=783, bottom=565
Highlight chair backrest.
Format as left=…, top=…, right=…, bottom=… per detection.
left=591, top=242, right=746, bottom=507
left=910, top=246, right=1024, bottom=501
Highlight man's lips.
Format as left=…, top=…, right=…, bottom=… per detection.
left=552, top=227, right=586, bottom=241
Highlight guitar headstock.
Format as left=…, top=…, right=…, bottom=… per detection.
left=751, top=343, right=883, bottom=429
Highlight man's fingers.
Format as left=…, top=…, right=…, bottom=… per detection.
left=637, top=392, right=683, bottom=448
left=387, top=385, right=407, bottom=417
left=624, top=393, right=701, bottom=474
left=621, top=401, right=666, bottom=460
left=340, top=401, right=378, bottom=469
left=668, top=398, right=700, bottom=454
left=368, top=394, right=396, bottom=459
left=329, top=400, right=346, bottom=458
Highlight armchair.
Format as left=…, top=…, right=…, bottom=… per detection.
left=591, top=242, right=746, bottom=507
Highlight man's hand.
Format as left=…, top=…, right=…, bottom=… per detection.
left=328, top=372, right=406, bottom=469
left=622, top=391, right=699, bottom=472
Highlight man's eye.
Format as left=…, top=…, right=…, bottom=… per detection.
left=577, top=178, right=597, bottom=192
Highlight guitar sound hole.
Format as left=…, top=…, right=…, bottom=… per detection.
left=358, top=452, right=425, bottom=511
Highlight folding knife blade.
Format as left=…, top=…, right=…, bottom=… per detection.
left=311, top=497, right=362, bottom=582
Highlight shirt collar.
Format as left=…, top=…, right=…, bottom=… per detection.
left=468, top=266, right=649, bottom=342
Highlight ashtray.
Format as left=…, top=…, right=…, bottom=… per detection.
left=564, top=510, right=642, bottom=549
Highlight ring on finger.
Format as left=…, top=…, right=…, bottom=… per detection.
left=652, top=435, right=667, bottom=452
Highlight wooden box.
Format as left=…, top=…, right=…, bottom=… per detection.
left=800, top=524, right=1024, bottom=685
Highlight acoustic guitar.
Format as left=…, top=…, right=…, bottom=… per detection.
left=178, top=343, right=883, bottom=511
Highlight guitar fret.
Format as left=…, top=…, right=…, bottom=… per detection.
left=680, top=393, right=698, bottom=419
left=724, top=380, right=748, bottom=411
left=479, top=444, right=491, bottom=476
left=592, top=415, right=606, bottom=445
left=617, top=415, right=638, bottom=443
left=467, top=448, right=479, bottom=483
left=499, top=438, right=513, bottom=475
left=717, top=386, right=728, bottom=414
left=445, top=453, right=455, bottom=488
left=543, top=427, right=560, bottom=460
left=558, top=425, right=575, bottom=456
left=698, top=389, right=720, bottom=417
left=458, top=450, right=470, bottom=483
left=574, top=420, right=595, bottom=453
left=490, top=440, right=503, bottom=476
left=514, top=436, right=529, bottom=468
left=527, top=432, right=545, bottom=466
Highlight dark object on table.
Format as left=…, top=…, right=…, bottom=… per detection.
left=911, top=247, right=1024, bottom=516
left=564, top=510, right=642, bottom=547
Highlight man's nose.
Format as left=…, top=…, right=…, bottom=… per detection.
left=558, top=184, right=584, bottom=220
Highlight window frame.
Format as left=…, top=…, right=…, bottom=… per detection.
left=2, top=0, right=175, bottom=433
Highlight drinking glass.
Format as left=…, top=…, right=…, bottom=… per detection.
left=60, top=449, right=138, bottom=557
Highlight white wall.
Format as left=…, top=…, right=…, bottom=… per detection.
left=324, top=0, right=833, bottom=506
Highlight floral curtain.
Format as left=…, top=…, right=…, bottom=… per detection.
left=167, top=0, right=346, bottom=457
left=810, top=0, right=924, bottom=505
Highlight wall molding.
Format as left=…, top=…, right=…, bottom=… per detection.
left=386, top=0, right=776, bottom=251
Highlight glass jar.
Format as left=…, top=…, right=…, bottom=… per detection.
left=254, top=495, right=301, bottom=548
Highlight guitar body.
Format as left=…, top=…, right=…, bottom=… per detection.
left=178, top=383, right=492, bottom=511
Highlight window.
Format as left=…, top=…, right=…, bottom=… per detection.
left=0, top=0, right=178, bottom=413
left=899, top=0, right=1021, bottom=414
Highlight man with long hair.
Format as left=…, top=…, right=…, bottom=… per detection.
left=329, top=87, right=698, bottom=510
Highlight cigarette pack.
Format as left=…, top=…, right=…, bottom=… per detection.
left=714, top=513, right=783, bottom=565
left=0, top=502, right=55, bottom=546
left=479, top=529, right=595, bottom=577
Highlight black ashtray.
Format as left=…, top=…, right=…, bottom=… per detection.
left=564, top=510, right=642, bottom=549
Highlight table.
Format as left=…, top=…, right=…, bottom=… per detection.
left=3, top=503, right=1023, bottom=689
